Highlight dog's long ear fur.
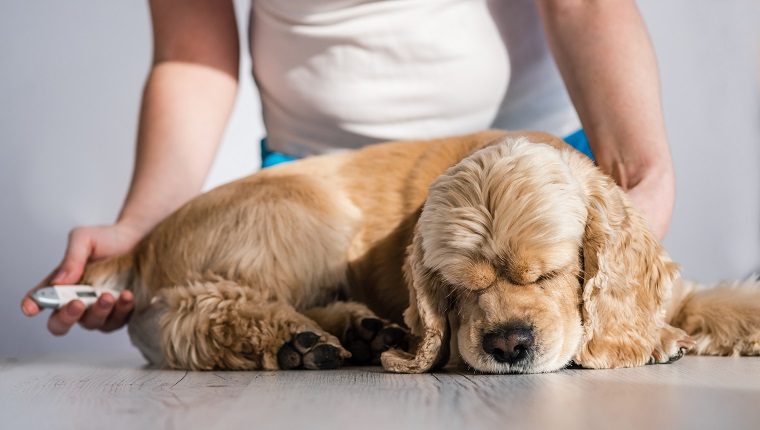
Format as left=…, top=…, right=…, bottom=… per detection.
left=566, top=153, right=679, bottom=369
left=381, top=226, right=451, bottom=373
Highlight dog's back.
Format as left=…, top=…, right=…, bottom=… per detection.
left=77, top=130, right=515, bottom=367
left=75, top=130, right=760, bottom=371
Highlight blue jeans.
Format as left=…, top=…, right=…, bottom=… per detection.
left=261, top=130, right=594, bottom=169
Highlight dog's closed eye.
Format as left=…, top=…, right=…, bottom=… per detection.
left=501, top=266, right=555, bottom=286
left=535, top=272, right=558, bottom=284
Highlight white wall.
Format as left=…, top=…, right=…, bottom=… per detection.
left=644, top=2, right=760, bottom=282
left=1, top=0, right=758, bottom=355
left=0, top=0, right=262, bottom=355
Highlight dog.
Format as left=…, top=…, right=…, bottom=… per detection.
left=80, top=130, right=760, bottom=373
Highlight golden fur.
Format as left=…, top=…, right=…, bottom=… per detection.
left=81, top=131, right=760, bottom=373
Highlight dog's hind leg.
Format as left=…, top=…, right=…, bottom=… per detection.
left=649, top=324, right=696, bottom=364
left=667, top=277, right=760, bottom=356
left=156, top=280, right=350, bottom=370
left=304, top=301, right=411, bottom=365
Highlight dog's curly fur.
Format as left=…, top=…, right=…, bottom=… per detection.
left=81, top=131, right=760, bottom=373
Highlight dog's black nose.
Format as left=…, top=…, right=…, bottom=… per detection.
left=482, top=325, right=534, bottom=364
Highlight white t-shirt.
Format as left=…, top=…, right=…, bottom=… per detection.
left=250, top=0, right=580, bottom=157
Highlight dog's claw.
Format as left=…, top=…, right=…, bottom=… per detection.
left=665, top=347, right=687, bottom=364
left=651, top=326, right=694, bottom=365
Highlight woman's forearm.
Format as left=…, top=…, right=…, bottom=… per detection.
left=117, top=61, right=238, bottom=236
left=536, top=0, right=674, bottom=239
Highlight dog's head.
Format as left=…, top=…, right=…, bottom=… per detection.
left=382, top=136, right=678, bottom=373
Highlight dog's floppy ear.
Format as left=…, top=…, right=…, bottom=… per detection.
left=569, top=156, right=679, bottom=369
left=381, top=225, right=451, bottom=373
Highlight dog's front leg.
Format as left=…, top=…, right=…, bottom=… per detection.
left=156, top=280, right=350, bottom=370
left=304, top=301, right=411, bottom=365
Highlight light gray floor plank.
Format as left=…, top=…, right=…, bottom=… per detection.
left=1, top=353, right=759, bottom=430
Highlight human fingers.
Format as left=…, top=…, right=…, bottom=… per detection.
left=21, top=267, right=59, bottom=317
left=47, top=300, right=86, bottom=336
left=23, top=226, right=102, bottom=317
left=52, top=227, right=97, bottom=285
left=101, top=290, right=135, bottom=332
left=78, top=293, right=116, bottom=330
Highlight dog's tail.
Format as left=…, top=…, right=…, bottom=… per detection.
left=80, top=252, right=138, bottom=301
left=666, top=276, right=760, bottom=356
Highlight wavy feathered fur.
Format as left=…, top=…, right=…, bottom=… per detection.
left=80, top=131, right=760, bottom=372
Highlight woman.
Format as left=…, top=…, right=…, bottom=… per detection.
left=22, top=0, right=674, bottom=337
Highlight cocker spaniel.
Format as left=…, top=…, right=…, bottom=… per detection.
left=81, top=130, right=760, bottom=373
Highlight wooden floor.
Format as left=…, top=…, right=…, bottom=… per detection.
left=1, top=353, right=759, bottom=430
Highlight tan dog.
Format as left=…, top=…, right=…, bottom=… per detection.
left=81, top=131, right=760, bottom=373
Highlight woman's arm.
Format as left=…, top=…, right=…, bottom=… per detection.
left=536, top=0, right=675, bottom=240
left=22, top=0, right=241, bottom=334
left=121, top=0, right=240, bottom=237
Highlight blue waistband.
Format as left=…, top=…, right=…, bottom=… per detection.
left=260, top=139, right=299, bottom=169
left=261, top=130, right=594, bottom=169
left=563, top=129, right=594, bottom=161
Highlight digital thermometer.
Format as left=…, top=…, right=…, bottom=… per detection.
left=31, top=285, right=115, bottom=310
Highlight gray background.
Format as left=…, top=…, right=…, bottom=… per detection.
left=1, top=0, right=758, bottom=356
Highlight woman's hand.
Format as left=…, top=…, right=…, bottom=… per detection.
left=21, top=223, right=143, bottom=335
left=625, top=163, right=675, bottom=241
left=22, top=0, right=241, bottom=336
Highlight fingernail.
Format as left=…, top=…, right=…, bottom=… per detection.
left=118, top=294, right=131, bottom=305
left=22, top=302, right=36, bottom=316
left=52, top=270, right=68, bottom=284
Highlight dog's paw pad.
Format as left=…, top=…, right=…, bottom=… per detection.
left=303, top=344, right=345, bottom=370
left=278, top=332, right=350, bottom=370
left=345, top=336, right=372, bottom=364
left=360, top=318, right=384, bottom=337
left=277, top=342, right=302, bottom=370
left=344, top=318, right=411, bottom=365
left=371, top=326, right=410, bottom=352
left=294, top=332, right=320, bottom=352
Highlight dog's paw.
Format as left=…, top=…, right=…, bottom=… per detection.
left=343, top=317, right=411, bottom=365
left=649, top=325, right=696, bottom=365
left=277, top=331, right=351, bottom=370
